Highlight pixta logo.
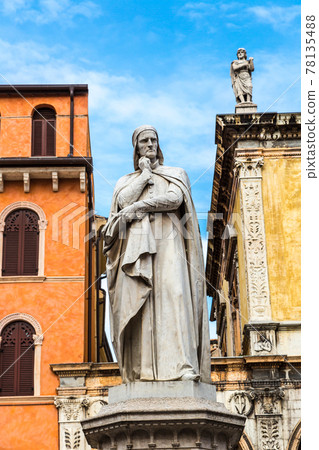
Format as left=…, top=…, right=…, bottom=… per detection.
left=51, top=203, right=95, bottom=249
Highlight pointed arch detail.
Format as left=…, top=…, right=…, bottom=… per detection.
left=238, top=432, right=255, bottom=450
left=287, top=420, right=301, bottom=450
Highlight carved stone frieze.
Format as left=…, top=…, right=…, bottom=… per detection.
left=234, top=157, right=264, bottom=178
left=227, top=391, right=254, bottom=416
left=86, top=399, right=107, bottom=418
left=55, top=397, right=89, bottom=422
left=252, top=388, right=285, bottom=450
left=235, top=157, right=272, bottom=323
left=260, top=418, right=281, bottom=450
left=64, top=426, right=82, bottom=449
left=259, top=127, right=281, bottom=141
left=253, top=331, right=272, bottom=352
left=251, top=388, right=285, bottom=415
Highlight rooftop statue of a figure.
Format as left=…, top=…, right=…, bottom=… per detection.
left=102, top=125, right=211, bottom=384
left=230, top=48, right=254, bottom=104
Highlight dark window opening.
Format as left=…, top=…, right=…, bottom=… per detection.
left=32, top=107, right=56, bottom=156
left=2, top=209, right=39, bottom=276
left=0, top=321, right=35, bottom=396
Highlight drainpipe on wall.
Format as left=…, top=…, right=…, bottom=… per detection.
left=87, top=172, right=93, bottom=362
left=68, top=85, right=74, bottom=157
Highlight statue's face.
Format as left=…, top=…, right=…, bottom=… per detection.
left=237, top=49, right=246, bottom=60
left=137, top=130, right=158, bottom=162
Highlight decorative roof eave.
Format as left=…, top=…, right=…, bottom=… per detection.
left=0, top=166, right=87, bottom=193
left=0, top=84, right=88, bottom=96
left=0, top=157, right=93, bottom=172
left=50, top=362, right=120, bottom=378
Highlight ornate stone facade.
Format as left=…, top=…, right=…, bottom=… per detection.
left=206, top=112, right=301, bottom=449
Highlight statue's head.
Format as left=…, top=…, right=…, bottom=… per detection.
left=132, top=125, right=164, bottom=170
left=237, top=48, right=247, bottom=60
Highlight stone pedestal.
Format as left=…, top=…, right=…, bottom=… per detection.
left=82, top=382, right=245, bottom=449
left=235, top=102, right=257, bottom=114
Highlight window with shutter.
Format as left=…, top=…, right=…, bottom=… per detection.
left=0, top=321, right=35, bottom=396
left=32, top=107, right=56, bottom=156
left=2, top=209, right=39, bottom=276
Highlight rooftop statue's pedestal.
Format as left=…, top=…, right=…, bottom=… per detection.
left=82, top=381, right=245, bottom=450
left=235, top=102, right=257, bottom=114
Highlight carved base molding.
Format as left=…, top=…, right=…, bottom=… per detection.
left=243, top=322, right=279, bottom=356
left=82, top=382, right=246, bottom=450
left=235, top=102, right=257, bottom=114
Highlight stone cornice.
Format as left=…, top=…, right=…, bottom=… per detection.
left=235, top=147, right=301, bottom=159
left=0, top=276, right=84, bottom=283
left=50, top=362, right=120, bottom=378
left=211, top=355, right=301, bottom=367
left=0, top=166, right=87, bottom=193
left=216, top=112, right=301, bottom=140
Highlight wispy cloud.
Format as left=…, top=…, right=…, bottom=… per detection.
left=178, top=2, right=300, bottom=32
left=1, top=0, right=101, bottom=24
left=178, top=2, right=216, bottom=20
left=247, top=5, right=300, bottom=30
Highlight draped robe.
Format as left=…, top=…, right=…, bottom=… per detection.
left=230, top=59, right=253, bottom=102
left=103, top=163, right=211, bottom=383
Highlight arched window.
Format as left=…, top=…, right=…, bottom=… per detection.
left=2, top=209, right=39, bottom=276
left=0, top=320, right=35, bottom=396
left=32, top=106, right=56, bottom=156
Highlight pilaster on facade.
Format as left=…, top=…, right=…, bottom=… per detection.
left=234, top=157, right=272, bottom=324
left=51, top=363, right=121, bottom=450
left=55, top=396, right=107, bottom=450
left=252, top=388, right=285, bottom=450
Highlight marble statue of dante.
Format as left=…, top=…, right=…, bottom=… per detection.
left=230, top=48, right=254, bottom=103
left=103, top=125, right=211, bottom=384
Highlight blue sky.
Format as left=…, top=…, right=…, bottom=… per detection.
left=0, top=0, right=301, bottom=337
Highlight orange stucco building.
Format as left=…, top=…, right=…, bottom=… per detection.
left=0, top=85, right=110, bottom=449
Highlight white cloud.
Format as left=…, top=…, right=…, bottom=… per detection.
left=2, top=0, right=27, bottom=14
left=247, top=5, right=300, bottom=30
left=0, top=0, right=101, bottom=23
left=179, top=2, right=300, bottom=32
left=179, top=2, right=215, bottom=20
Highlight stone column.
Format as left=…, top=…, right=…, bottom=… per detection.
left=55, top=397, right=90, bottom=450
left=55, top=397, right=107, bottom=449
left=251, top=388, right=285, bottom=450
left=32, top=334, right=43, bottom=396
left=234, top=157, right=277, bottom=355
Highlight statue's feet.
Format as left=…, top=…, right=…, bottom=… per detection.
left=180, top=372, right=200, bottom=382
